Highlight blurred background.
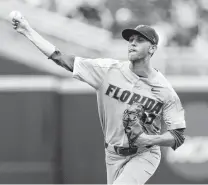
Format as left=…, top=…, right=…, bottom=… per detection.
left=0, top=0, right=208, bottom=183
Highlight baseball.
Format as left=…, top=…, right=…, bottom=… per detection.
left=9, top=11, right=23, bottom=22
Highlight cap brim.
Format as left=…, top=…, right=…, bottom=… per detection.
left=122, top=28, right=152, bottom=44
left=122, top=29, right=141, bottom=41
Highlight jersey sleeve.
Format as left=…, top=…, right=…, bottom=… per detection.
left=162, top=92, right=186, bottom=130
left=169, top=128, right=186, bottom=150
left=72, top=57, right=118, bottom=89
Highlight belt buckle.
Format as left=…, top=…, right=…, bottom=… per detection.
left=114, top=146, right=122, bottom=155
left=130, top=146, right=138, bottom=155
left=114, top=146, right=139, bottom=156
left=115, top=146, right=130, bottom=156
left=114, top=146, right=123, bottom=156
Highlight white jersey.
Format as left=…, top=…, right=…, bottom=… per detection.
left=73, top=57, right=186, bottom=147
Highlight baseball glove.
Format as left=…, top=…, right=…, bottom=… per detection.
left=122, top=102, right=148, bottom=147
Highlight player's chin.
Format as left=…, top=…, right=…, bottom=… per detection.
left=128, top=54, right=140, bottom=62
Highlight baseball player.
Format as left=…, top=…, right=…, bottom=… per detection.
left=11, top=12, right=186, bottom=185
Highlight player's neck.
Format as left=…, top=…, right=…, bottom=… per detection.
left=129, top=58, right=155, bottom=78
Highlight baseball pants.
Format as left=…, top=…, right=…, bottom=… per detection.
left=105, top=147, right=161, bottom=185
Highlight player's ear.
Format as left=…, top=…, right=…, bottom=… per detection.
left=149, top=44, right=157, bottom=55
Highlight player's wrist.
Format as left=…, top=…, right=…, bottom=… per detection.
left=134, top=133, right=154, bottom=146
left=148, top=136, right=156, bottom=146
left=23, top=26, right=34, bottom=37
left=142, top=133, right=154, bottom=146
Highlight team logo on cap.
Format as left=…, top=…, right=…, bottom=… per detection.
left=138, top=25, right=146, bottom=28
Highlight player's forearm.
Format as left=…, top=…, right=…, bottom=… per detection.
left=25, top=28, right=75, bottom=71
left=24, top=27, right=56, bottom=58
left=148, top=131, right=175, bottom=147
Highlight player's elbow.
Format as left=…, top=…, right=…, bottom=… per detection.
left=48, top=49, right=74, bottom=72
left=170, top=129, right=186, bottom=151
left=171, top=137, right=185, bottom=151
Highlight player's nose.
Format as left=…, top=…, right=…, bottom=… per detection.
left=130, top=39, right=137, bottom=46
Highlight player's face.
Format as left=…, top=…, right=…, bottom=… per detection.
left=128, top=34, right=152, bottom=62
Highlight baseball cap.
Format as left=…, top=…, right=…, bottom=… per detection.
left=122, top=25, right=159, bottom=45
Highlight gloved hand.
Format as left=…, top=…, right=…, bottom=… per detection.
left=123, top=102, right=148, bottom=147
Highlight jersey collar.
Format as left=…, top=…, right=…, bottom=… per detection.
left=120, top=61, right=139, bottom=84
left=120, top=61, right=160, bottom=86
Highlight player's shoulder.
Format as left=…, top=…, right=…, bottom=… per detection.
left=75, top=56, right=122, bottom=68
left=155, top=71, right=172, bottom=88
left=155, top=70, right=178, bottom=99
left=96, top=58, right=123, bottom=68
